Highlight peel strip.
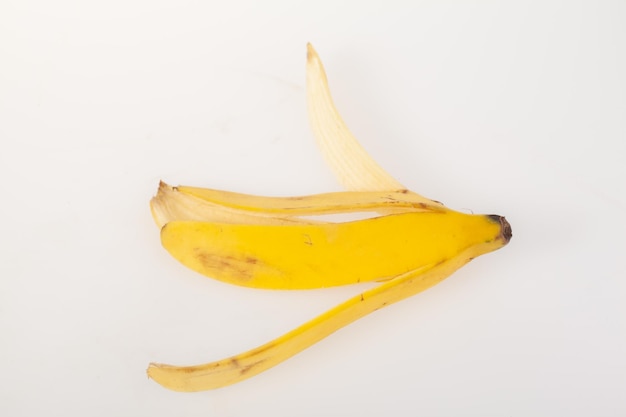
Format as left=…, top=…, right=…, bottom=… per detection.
left=176, top=185, right=442, bottom=216
left=150, top=182, right=323, bottom=228
left=306, top=43, right=404, bottom=192
left=147, top=254, right=469, bottom=391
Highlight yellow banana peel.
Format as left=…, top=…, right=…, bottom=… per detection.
left=147, top=44, right=512, bottom=391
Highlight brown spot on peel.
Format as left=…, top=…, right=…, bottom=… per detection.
left=239, top=359, right=266, bottom=376
left=193, top=248, right=255, bottom=281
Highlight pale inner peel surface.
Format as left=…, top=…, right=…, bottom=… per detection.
left=306, top=43, right=406, bottom=192
left=176, top=185, right=442, bottom=216
left=150, top=182, right=323, bottom=229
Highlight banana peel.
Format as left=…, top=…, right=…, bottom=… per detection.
left=147, top=44, right=512, bottom=391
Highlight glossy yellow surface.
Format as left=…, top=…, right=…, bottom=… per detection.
left=160, top=210, right=503, bottom=289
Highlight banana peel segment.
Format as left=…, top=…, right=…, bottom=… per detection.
left=171, top=185, right=442, bottom=216
left=151, top=181, right=322, bottom=228
left=158, top=211, right=503, bottom=290
left=148, top=44, right=512, bottom=391
left=306, top=43, right=406, bottom=193
left=147, top=263, right=441, bottom=391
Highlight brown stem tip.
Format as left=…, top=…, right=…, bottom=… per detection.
left=487, top=214, right=512, bottom=244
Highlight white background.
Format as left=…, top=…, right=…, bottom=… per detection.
left=1, top=1, right=625, bottom=415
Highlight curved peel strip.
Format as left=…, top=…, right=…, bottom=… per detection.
left=147, top=252, right=475, bottom=391
left=150, top=181, right=321, bottom=228
left=176, top=185, right=442, bottom=216
left=306, top=43, right=403, bottom=192
left=146, top=263, right=432, bottom=391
